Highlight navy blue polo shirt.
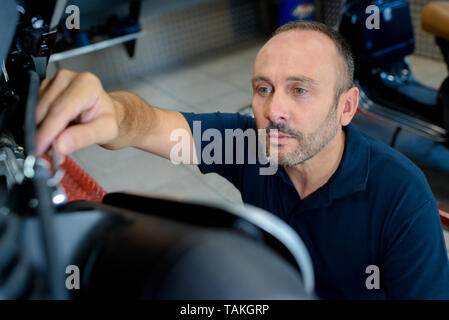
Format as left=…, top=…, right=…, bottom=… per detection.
left=181, top=111, right=449, bottom=299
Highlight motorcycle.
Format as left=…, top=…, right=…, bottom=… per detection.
left=0, top=0, right=314, bottom=299
left=339, top=0, right=449, bottom=173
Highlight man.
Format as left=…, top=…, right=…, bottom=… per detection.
left=36, top=20, right=449, bottom=299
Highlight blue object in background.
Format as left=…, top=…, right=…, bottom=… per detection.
left=74, top=31, right=90, bottom=47
left=277, top=0, right=316, bottom=26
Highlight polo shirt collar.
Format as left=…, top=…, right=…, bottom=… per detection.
left=328, top=123, right=370, bottom=199
left=278, top=123, right=370, bottom=207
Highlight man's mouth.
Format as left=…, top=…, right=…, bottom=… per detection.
left=268, top=132, right=292, bottom=143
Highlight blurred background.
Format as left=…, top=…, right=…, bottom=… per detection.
left=44, top=0, right=448, bottom=254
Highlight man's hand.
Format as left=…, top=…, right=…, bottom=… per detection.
left=36, top=69, right=194, bottom=162
left=36, top=69, right=122, bottom=157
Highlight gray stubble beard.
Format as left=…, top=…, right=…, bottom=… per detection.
left=266, top=100, right=340, bottom=167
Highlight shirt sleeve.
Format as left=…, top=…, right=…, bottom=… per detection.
left=181, top=111, right=258, bottom=190
left=382, top=198, right=449, bottom=299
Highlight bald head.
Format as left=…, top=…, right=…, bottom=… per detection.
left=268, top=20, right=354, bottom=98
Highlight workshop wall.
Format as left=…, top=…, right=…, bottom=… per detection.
left=47, top=0, right=443, bottom=87
left=47, top=0, right=267, bottom=88
left=408, top=0, right=444, bottom=61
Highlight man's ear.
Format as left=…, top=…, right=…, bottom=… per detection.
left=340, top=86, right=359, bottom=126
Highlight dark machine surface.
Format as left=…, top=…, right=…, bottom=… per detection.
left=0, top=0, right=314, bottom=299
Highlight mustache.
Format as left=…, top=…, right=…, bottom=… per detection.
left=265, top=121, right=301, bottom=138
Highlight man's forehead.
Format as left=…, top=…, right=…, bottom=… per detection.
left=254, top=30, right=340, bottom=83
left=258, top=30, right=338, bottom=59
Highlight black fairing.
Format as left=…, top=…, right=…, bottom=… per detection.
left=340, top=0, right=447, bottom=128
left=0, top=0, right=18, bottom=63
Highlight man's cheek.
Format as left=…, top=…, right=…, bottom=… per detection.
left=254, top=114, right=268, bottom=130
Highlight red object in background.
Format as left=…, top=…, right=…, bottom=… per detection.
left=60, top=156, right=107, bottom=202
left=440, top=205, right=449, bottom=229
left=356, top=107, right=378, bottom=121
left=43, top=155, right=107, bottom=202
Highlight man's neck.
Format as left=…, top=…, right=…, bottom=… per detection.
left=284, top=127, right=346, bottom=199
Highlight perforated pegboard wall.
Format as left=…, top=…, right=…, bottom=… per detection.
left=47, top=0, right=263, bottom=87
left=319, top=0, right=345, bottom=29
left=409, top=0, right=443, bottom=61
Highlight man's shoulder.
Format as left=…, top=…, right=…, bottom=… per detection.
left=361, top=129, right=423, bottom=177
left=358, top=128, right=433, bottom=200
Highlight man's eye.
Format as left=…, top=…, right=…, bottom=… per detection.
left=257, top=87, right=272, bottom=95
left=294, top=88, right=307, bottom=95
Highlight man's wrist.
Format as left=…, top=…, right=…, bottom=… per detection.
left=110, top=94, right=125, bottom=131
left=103, top=91, right=134, bottom=149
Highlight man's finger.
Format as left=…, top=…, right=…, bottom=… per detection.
left=54, top=115, right=117, bottom=155
left=36, top=76, right=102, bottom=155
left=38, top=78, right=52, bottom=97
left=36, top=71, right=75, bottom=124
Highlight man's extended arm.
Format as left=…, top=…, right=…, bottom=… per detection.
left=36, top=69, right=193, bottom=161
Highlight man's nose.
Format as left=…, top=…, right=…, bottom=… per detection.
left=264, top=91, right=290, bottom=124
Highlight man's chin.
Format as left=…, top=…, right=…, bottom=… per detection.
left=267, top=146, right=291, bottom=165
left=264, top=140, right=299, bottom=164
